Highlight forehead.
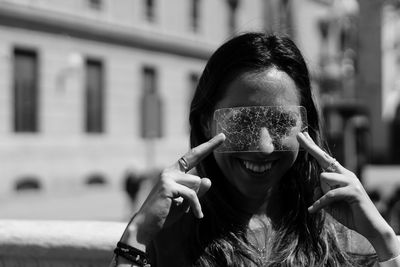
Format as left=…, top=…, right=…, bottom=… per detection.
left=215, top=68, right=300, bottom=109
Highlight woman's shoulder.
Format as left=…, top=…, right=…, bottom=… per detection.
left=331, top=218, right=375, bottom=255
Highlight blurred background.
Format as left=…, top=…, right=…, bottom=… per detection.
left=0, top=0, right=400, bottom=232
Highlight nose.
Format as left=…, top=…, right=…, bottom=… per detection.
left=257, top=127, right=275, bottom=154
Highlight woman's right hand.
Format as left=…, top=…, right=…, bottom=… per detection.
left=131, top=133, right=225, bottom=246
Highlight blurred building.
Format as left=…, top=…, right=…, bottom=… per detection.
left=383, top=2, right=400, bottom=164
left=286, top=0, right=365, bottom=173
left=2, top=0, right=398, bottom=198
left=0, top=0, right=268, bottom=194
left=293, top=0, right=400, bottom=172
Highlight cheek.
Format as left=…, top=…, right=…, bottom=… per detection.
left=280, top=135, right=300, bottom=151
left=213, top=152, right=227, bottom=169
left=278, top=149, right=299, bottom=170
left=213, top=152, right=235, bottom=178
left=290, top=150, right=299, bottom=165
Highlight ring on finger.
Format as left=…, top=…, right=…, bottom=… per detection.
left=178, top=156, right=190, bottom=173
left=324, top=158, right=338, bottom=172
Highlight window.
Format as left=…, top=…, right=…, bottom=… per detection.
left=191, top=0, right=200, bottom=32
left=278, top=0, right=292, bottom=35
left=141, top=66, right=162, bottom=138
left=13, top=48, right=39, bottom=133
left=85, top=59, right=104, bottom=133
left=88, top=0, right=102, bottom=10
left=187, top=72, right=200, bottom=131
left=145, top=0, right=155, bottom=22
left=143, top=67, right=157, bottom=94
left=227, top=0, right=239, bottom=34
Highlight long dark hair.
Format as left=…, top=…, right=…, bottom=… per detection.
left=186, top=32, right=374, bottom=266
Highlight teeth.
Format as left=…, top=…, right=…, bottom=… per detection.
left=242, top=160, right=273, bottom=173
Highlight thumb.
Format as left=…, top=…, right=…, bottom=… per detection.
left=180, top=178, right=211, bottom=215
left=198, top=178, right=212, bottom=197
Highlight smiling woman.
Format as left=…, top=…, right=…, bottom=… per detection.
left=212, top=70, right=300, bottom=200
left=110, top=33, right=400, bottom=267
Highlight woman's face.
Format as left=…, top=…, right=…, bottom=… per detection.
left=211, top=68, right=301, bottom=200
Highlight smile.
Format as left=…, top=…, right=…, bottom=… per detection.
left=241, top=159, right=275, bottom=174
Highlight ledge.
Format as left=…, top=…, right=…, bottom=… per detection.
left=3, top=219, right=398, bottom=266
left=0, top=2, right=214, bottom=60
left=0, top=219, right=126, bottom=266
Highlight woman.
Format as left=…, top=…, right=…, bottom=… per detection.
left=111, top=33, right=400, bottom=266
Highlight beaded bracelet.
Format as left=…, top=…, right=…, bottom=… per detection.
left=114, top=241, right=151, bottom=267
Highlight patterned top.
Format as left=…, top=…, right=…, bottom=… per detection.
left=148, top=214, right=379, bottom=267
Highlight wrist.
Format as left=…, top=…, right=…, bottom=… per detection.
left=114, top=241, right=150, bottom=266
left=368, top=226, right=400, bottom=262
left=120, top=213, right=147, bottom=252
left=379, top=254, right=400, bottom=267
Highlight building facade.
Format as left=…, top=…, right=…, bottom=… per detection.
left=2, top=0, right=397, bottom=197
left=293, top=0, right=400, bottom=169
left=0, top=0, right=268, bottom=194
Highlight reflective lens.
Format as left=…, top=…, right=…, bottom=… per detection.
left=213, top=106, right=308, bottom=152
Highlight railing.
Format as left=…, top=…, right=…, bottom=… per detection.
left=0, top=220, right=126, bottom=267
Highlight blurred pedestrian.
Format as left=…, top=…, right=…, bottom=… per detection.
left=124, top=169, right=143, bottom=203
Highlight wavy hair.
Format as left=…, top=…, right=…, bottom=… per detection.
left=185, top=32, right=375, bottom=266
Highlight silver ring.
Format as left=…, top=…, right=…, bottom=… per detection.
left=178, top=156, right=190, bottom=173
left=324, top=158, right=338, bottom=172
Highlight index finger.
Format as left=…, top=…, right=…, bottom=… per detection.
left=297, top=132, right=345, bottom=173
left=176, top=133, right=226, bottom=172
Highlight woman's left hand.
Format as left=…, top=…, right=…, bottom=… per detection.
left=297, top=132, right=400, bottom=261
